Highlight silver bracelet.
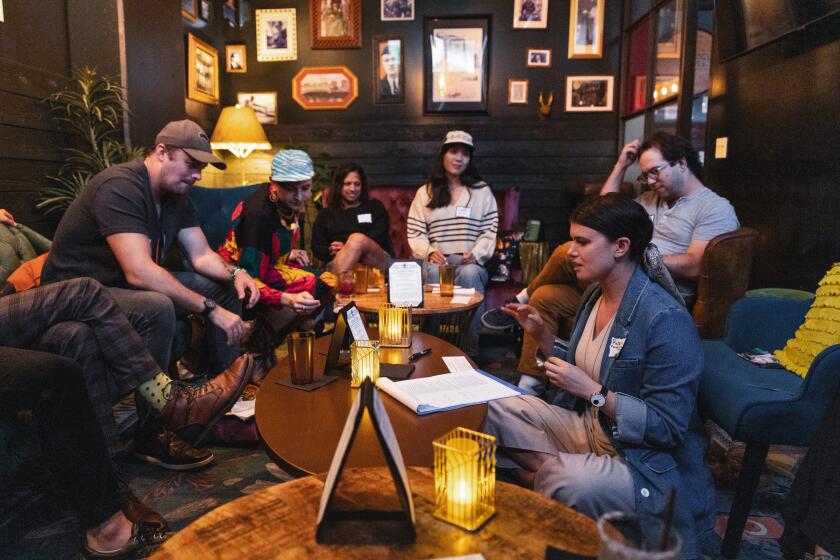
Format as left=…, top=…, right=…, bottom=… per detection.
left=230, top=266, right=245, bottom=281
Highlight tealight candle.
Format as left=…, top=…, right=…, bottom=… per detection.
left=350, top=340, right=379, bottom=388
left=379, top=303, right=412, bottom=347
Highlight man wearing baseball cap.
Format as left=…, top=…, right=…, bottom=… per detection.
left=42, top=119, right=260, bottom=468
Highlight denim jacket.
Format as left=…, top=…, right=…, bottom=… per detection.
left=551, top=266, right=714, bottom=558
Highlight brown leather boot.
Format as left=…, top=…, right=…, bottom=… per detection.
left=161, top=354, right=253, bottom=446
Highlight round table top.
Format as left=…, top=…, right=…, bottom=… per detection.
left=151, top=467, right=600, bottom=560
left=338, top=288, right=484, bottom=316
left=255, top=331, right=487, bottom=477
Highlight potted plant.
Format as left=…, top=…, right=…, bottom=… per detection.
left=37, top=66, right=144, bottom=215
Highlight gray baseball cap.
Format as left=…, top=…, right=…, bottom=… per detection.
left=155, top=119, right=226, bottom=169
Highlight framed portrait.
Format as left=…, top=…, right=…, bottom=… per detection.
left=565, top=75, right=613, bottom=112
left=381, top=0, right=414, bottom=21
left=568, top=0, right=605, bottom=58
left=526, top=48, right=552, bottom=68
left=508, top=79, right=528, bottom=105
left=373, top=35, right=405, bottom=105
left=182, top=0, right=199, bottom=23
left=186, top=33, right=219, bottom=105
left=237, top=92, right=278, bottom=125
left=200, top=0, right=212, bottom=22
left=223, top=0, right=237, bottom=27
left=656, top=0, right=682, bottom=58
left=292, top=66, right=358, bottom=110
left=311, top=0, right=362, bottom=49
left=513, top=0, right=548, bottom=29
left=225, top=45, right=247, bottom=73
left=423, top=16, right=490, bottom=114
left=256, top=8, right=297, bottom=62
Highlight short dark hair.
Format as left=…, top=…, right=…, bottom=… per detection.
left=570, top=193, right=653, bottom=262
left=328, top=163, right=369, bottom=208
left=639, top=131, right=702, bottom=178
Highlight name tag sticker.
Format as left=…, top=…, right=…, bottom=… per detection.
left=608, top=337, right=626, bottom=358
left=455, top=206, right=471, bottom=218
left=357, top=213, right=372, bottom=224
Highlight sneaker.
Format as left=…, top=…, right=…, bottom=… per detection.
left=132, top=430, right=214, bottom=471
left=481, top=302, right=519, bottom=331
left=161, top=354, right=253, bottom=446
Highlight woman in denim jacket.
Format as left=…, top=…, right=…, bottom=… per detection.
left=483, top=194, right=714, bottom=558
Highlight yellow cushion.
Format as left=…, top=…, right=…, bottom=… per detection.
left=774, top=262, right=840, bottom=377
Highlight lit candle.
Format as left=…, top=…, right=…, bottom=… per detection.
left=446, top=437, right=479, bottom=522
left=350, top=340, right=379, bottom=387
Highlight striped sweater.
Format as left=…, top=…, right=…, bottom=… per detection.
left=407, top=183, right=499, bottom=265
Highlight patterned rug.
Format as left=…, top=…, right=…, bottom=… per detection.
left=1, top=332, right=801, bottom=559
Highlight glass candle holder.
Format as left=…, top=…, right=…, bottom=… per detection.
left=433, top=427, right=496, bottom=531
left=350, top=340, right=380, bottom=388
left=379, top=303, right=412, bottom=347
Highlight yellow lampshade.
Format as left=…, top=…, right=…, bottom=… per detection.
left=210, top=105, right=271, bottom=159
left=433, top=427, right=496, bottom=531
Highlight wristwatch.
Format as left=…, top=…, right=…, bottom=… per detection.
left=590, top=385, right=608, bottom=408
left=201, top=298, right=217, bottom=317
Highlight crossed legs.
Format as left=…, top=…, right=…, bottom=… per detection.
left=328, top=233, right=390, bottom=276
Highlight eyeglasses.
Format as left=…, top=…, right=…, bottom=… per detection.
left=636, top=161, right=675, bottom=184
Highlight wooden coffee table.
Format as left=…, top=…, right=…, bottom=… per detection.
left=255, top=331, right=487, bottom=477
left=338, top=289, right=484, bottom=347
left=152, top=467, right=600, bottom=560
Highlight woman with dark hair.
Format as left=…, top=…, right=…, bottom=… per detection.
left=483, top=194, right=714, bottom=559
left=311, top=163, right=392, bottom=274
left=407, top=130, right=498, bottom=356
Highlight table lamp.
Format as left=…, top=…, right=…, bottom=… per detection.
left=433, top=427, right=496, bottom=531
left=210, top=105, right=272, bottom=185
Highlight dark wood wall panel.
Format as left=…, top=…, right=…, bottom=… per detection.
left=706, top=13, right=840, bottom=290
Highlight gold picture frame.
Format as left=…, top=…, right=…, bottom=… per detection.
left=568, top=0, right=605, bottom=59
left=256, top=8, right=298, bottom=62
left=187, top=33, right=219, bottom=105
left=182, top=0, right=199, bottom=23
left=225, top=44, right=247, bottom=73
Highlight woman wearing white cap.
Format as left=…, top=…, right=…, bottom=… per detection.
left=219, top=149, right=336, bottom=362
left=407, top=130, right=498, bottom=356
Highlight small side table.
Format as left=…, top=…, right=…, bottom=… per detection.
left=152, top=467, right=599, bottom=559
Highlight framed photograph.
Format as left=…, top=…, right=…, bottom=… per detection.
left=200, top=0, right=212, bottom=22
left=311, top=0, right=362, bottom=49
left=565, top=75, right=613, bottom=112
left=186, top=33, right=219, bottom=105
left=223, top=0, right=237, bottom=27
left=423, top=16, right=490, bottom=114
left=508, top=79, right=529, bottom=105
left=182, top=0, right=199, bottom=23
left=513, top=0, right=548, bottom=29
left=568, top=0, right=605, bottom=58
left=292, top=66, right=358, bottom=110
left=225, top=45, right=247, bottom=73
left=381, top=0, right=414, bottom=21
left=237, top=92, right=278, bottom=125
left=373, top=35, right=405, bottom=105
left=656, top=1, right=682, bottom=58
left=256, top=8, right=297, bottom=62
left=526, top=48, right=552, bottom=67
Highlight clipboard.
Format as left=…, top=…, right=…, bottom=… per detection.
left=324, top=302, right=369, bottom=374
left=315, top=378, right=416, bottom=544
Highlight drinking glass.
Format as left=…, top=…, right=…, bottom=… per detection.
left=597, top=511, right=681, bottom=560
left=439, top=265, right=456, bottom=297
left=353, top=265, right=368, bottom=294
left=287, top=331, right=315, bottom=385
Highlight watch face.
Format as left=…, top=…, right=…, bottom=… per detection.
left=591, top=393, right=606, bottom=408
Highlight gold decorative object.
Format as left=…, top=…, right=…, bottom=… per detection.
left=433, top=427, right=496, bottom=531
left=379, top=303, right=412, bottom=348
left=350, top=340, right=380, bottom=388
left=538, top=90, right=554, bottom=120
left=520, top=241, right=550, bottom=285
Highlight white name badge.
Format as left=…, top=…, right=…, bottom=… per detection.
left=455, top=206, right=471, bottom=218
left=608, top=337, right=626, bottom=358
left=357, top=213, right=372, bottom=224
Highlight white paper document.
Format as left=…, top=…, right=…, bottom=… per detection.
left=450, top=295, right=471, bottom=304
left=442, top=356, right=473, bottom=372
left=375, top=369, right=519, bottom=415
left=431, top=286, right=474, bottom=296
left=228, top=399, right=255, bottom=420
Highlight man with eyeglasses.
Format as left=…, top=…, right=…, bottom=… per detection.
left=41, top=120, right=260, bottom=468
left=482, top=131, right=738, bottom=393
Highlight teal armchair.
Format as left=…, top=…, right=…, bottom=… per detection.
left=699, top=296, right=840, bottom=558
